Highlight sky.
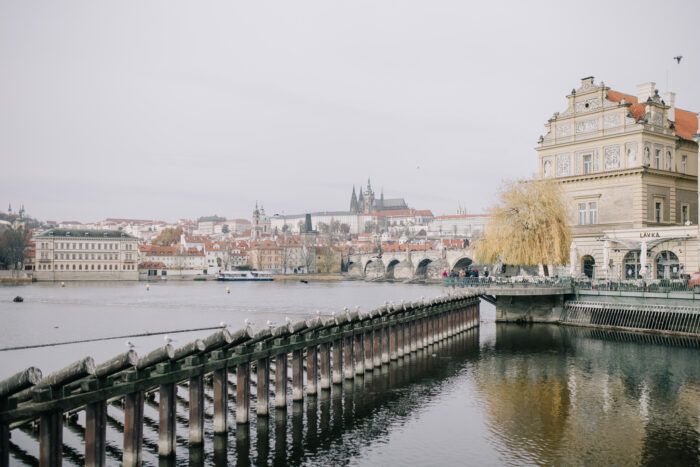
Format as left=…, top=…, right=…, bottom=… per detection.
left=1, top=0, right=699, bottom=223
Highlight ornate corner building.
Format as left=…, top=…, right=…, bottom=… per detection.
left=537, top=77, right=699, bottom=279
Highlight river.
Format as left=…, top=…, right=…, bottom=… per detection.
left=1, top=281, right=699, bottom=465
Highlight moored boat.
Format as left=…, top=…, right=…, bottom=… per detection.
left=216, top=270, right=274, bottom=281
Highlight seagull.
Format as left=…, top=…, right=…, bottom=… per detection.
left=219, top=321, right=228, bottom=328
left=316, top=310, right=321, bottom=316
left=125, top=340, right=135, bottom=350
left=164, top=335, right=174, bottom=345
left=673, top=55, right=683, bottom=64
left=285, top=316, right=291, bottom=323
left=266, top=319, right=274, bottom=328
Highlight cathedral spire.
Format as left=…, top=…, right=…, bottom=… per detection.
left=350, top=186, right=358, bottom=212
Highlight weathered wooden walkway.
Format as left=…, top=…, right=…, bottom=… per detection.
left=0, top=294, right=480, bottom=466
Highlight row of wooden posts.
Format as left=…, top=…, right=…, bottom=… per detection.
left=0, top=294, right=480, bottom=467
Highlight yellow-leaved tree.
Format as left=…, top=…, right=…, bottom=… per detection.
left=473, top=179, right=571, bottom=275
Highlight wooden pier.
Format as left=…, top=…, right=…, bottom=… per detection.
left=0, top=294, right=480, bottom=466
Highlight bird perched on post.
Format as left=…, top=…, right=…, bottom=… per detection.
left=125, top=340, right=135, bottom=350
left=673, top=55, right=683, bottom=64
left=219, top=321, right=227, bottom=328
left=164, top=335, right=174, bottom=345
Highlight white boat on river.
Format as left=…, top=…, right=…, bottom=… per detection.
left=216, top=270, right=274, bottom=281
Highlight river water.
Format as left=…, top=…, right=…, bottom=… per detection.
left=1, top=281, right=699, bottom=465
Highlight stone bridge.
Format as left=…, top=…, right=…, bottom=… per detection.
left=346, top=249, right=476, bottom=281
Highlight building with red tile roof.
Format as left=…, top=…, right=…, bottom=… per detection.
left=537, top=76, right=698, bottom=279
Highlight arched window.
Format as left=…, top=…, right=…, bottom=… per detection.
left=655, top=251, right=679, bottom=279
left=623, top=251, right=642, bottom=279
left=582, top=255, right=595, bottom=279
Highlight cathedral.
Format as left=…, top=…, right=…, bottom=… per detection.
left=349, top=179, right=408, bottom=214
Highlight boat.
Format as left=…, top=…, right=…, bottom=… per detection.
left=216, top=270, right=274, bottom=282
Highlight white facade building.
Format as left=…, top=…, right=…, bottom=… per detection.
left=34, top=229, right=139, bottom=281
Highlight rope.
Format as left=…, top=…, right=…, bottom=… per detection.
left=0, top=326, right=226, bottom=352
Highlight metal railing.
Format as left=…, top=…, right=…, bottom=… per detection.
left=442, top=276, right=572, bottom=288
left=443, top=276, right=700, bottom=295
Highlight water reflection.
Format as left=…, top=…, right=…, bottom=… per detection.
left=472, top=324, right=700, bottom=466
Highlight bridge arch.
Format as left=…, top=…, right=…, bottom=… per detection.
left=385, top=259, right=400, bottom=279
left=414, top=258, right=448, bottom=280
left=364, top=259, right=385, bottom=280
left=451, top=256, right=473, bottom=272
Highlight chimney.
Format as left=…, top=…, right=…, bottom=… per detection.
left=664, top=91, right=676, bottom=122
left=637, top=82, right=656, bottom=103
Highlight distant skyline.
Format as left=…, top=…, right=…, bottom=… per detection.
left=2, top=1, right=699, bottom=223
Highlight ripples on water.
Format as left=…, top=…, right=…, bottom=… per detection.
left=2, top=282, right=699, bottom=465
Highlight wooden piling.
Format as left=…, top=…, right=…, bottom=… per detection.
left=319, top=343, right=331, bottom=389
left=1, top=422, right=8, bottom=467
left=397, top=322, right=404, bottom=358
left=306, top=347, right=317, bottom=396
left=257, top=357, right=270, bottom=415
left=353, top=332, right=364, bottom=374
left=274, top=353, right=287, bottom=409
left=158, top=383, right=177, bottom=458
left=213, top=367, right=228, bottom=433
left=363, top=330, right=373, bottom=371
left=123, top=391, right=144, bottom=467
left=372, top=327, right=381, bottom=367
left=389, top=323, right=398, bottom=360
left=343, top=335, right=354, bottom=379
left=381, top=325, right=390, bottom=364
left=237, top=362, right=251, bottom=423
left=332, top=339, right=343, bottom=384
left=85, top=400, right=106, bottom=466
left=189, top=374, right=205, bottom=443
left=292, top=349, right=304, bottom=401
left=40, top=411, right=63, bottom=467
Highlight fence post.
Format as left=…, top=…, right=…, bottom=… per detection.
left=213, top=367, right=228, bottom=434
left=158, top=383, right=176, bottom=458
left=85, top=400, right=107, bottom=466
left=123, top=391, right=144, bottom=467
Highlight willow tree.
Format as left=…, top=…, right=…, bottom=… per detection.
left=473, top=179, right=571, bottom=275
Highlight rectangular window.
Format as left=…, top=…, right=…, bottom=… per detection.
left=578, top=203, right=587, bottom=225
left=682, top=155, right=687, bottom=173
left=682, top=204, right=689, bottom=224
left=588, top=202, right=597, bottom=224
left=583, top=154, right=592, bottom=174
left=655, top=202, right=662, bottom=223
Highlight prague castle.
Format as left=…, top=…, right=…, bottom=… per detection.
left=537, top=77, right=698, bottom=279
left=349, top=178, right=408, bottom=214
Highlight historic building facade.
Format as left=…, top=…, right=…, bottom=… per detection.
left=33, top=229, right=139, bottom=281
left=537, top=77, right=699, bottom=279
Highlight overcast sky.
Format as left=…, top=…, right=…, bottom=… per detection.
left=1, top=1, right=698, bottom=223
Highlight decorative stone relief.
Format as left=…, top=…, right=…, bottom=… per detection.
left=575, top=98, right=600, bottom=113
left=625, top=142, right=637, bottom=167
left=556, top=124, right=572, bottom=138
left=604, top=145, right=621, bottom=170
left=575, top=118, right=598, bottom=134
left=625, top=116, right=637, bottom=125
left=652, top=112, right=663, bottom=126
left=556, top=153, right=570, bottom=177
left=604, top=113, right=621, bottom=128
left=644, top=145, right=651, bottom=166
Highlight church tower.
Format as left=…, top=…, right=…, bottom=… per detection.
left=350, top=186, right=359, bottom=212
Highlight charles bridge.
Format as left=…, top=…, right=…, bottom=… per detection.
left=346, top=249, right=475, bottom=281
